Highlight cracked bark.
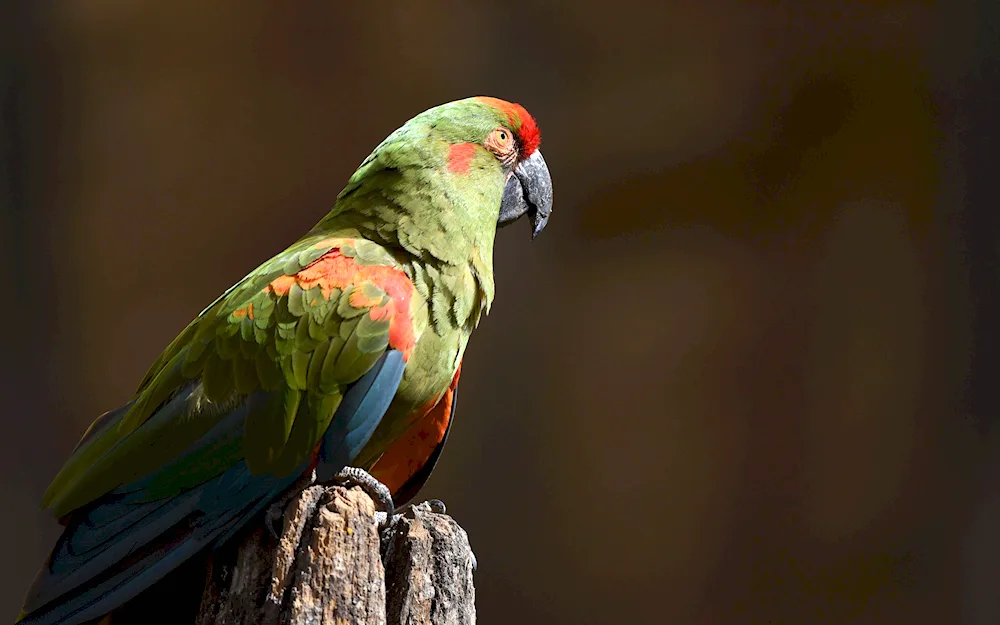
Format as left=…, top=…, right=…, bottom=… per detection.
left=192, top=485, right=476, bottom=625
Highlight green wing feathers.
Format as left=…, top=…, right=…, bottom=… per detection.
left=42, top=237, right=421, bottom=517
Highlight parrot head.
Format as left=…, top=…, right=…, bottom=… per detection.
left=333, top=96, right=552, bottom=243
left=413, top=95, right=551, bottom=238
left=469, top=97, right=552, bottom=239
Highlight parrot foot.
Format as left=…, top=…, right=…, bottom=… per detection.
left=377, top=498, right=448, bottom=529
left=332, top=466, right=395, bottom=528
left=265, top=468, right=318, bottom=539
left=395, top=498, right=447, bottom=516
left=377, top=499, right=476, bottom=570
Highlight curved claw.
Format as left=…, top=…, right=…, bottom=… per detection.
left=265, top=505, right=284, bottom=539
left=394, top=499, right=447, bottom=518
left=372, top=497, right=475, bottom=571
left=385, top=499, right=475, bottom=571
left=332, top=467, right=395, bottom=528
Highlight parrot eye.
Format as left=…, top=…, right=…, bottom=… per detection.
left=485, top=127, right=517, bottom=165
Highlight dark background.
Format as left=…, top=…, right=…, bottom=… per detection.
left=3, top=1, right=1000, bottom=623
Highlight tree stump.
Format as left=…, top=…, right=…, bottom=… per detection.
left=192, top=485, right=476, bottom=625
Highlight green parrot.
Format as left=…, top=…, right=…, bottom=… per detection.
left=17, top=96, right=551, bottom=625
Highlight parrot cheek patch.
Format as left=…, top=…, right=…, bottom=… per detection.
left=447, top=142, right=479, bottom=174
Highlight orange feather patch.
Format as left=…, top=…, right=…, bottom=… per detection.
left=265, top=247, right=417, bottom=359
left=447, top=142, right=478, bottom=174
left=231, top=303, right=254, bottom=320
left=370, top=364, right=462, bottom=495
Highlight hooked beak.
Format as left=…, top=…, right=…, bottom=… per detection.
left=498, top=150, right=553, bottom=239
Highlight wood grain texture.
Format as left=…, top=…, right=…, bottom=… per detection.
left=383, top=505, right=476, bottom=625
left=189, top=485, right=475, bottom=625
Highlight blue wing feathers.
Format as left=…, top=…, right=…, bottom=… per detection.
left=19, top=350, right=405, bottom=625
left=317, top=350, right=405, bottom=479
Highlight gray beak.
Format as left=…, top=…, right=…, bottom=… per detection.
left=498, top=150, right=553, bottom=239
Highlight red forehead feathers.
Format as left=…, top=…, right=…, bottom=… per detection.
left=474, top=96, right=541, bottom=158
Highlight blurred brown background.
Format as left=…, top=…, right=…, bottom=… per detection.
left=3, top=1, right=1000, bottom=623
